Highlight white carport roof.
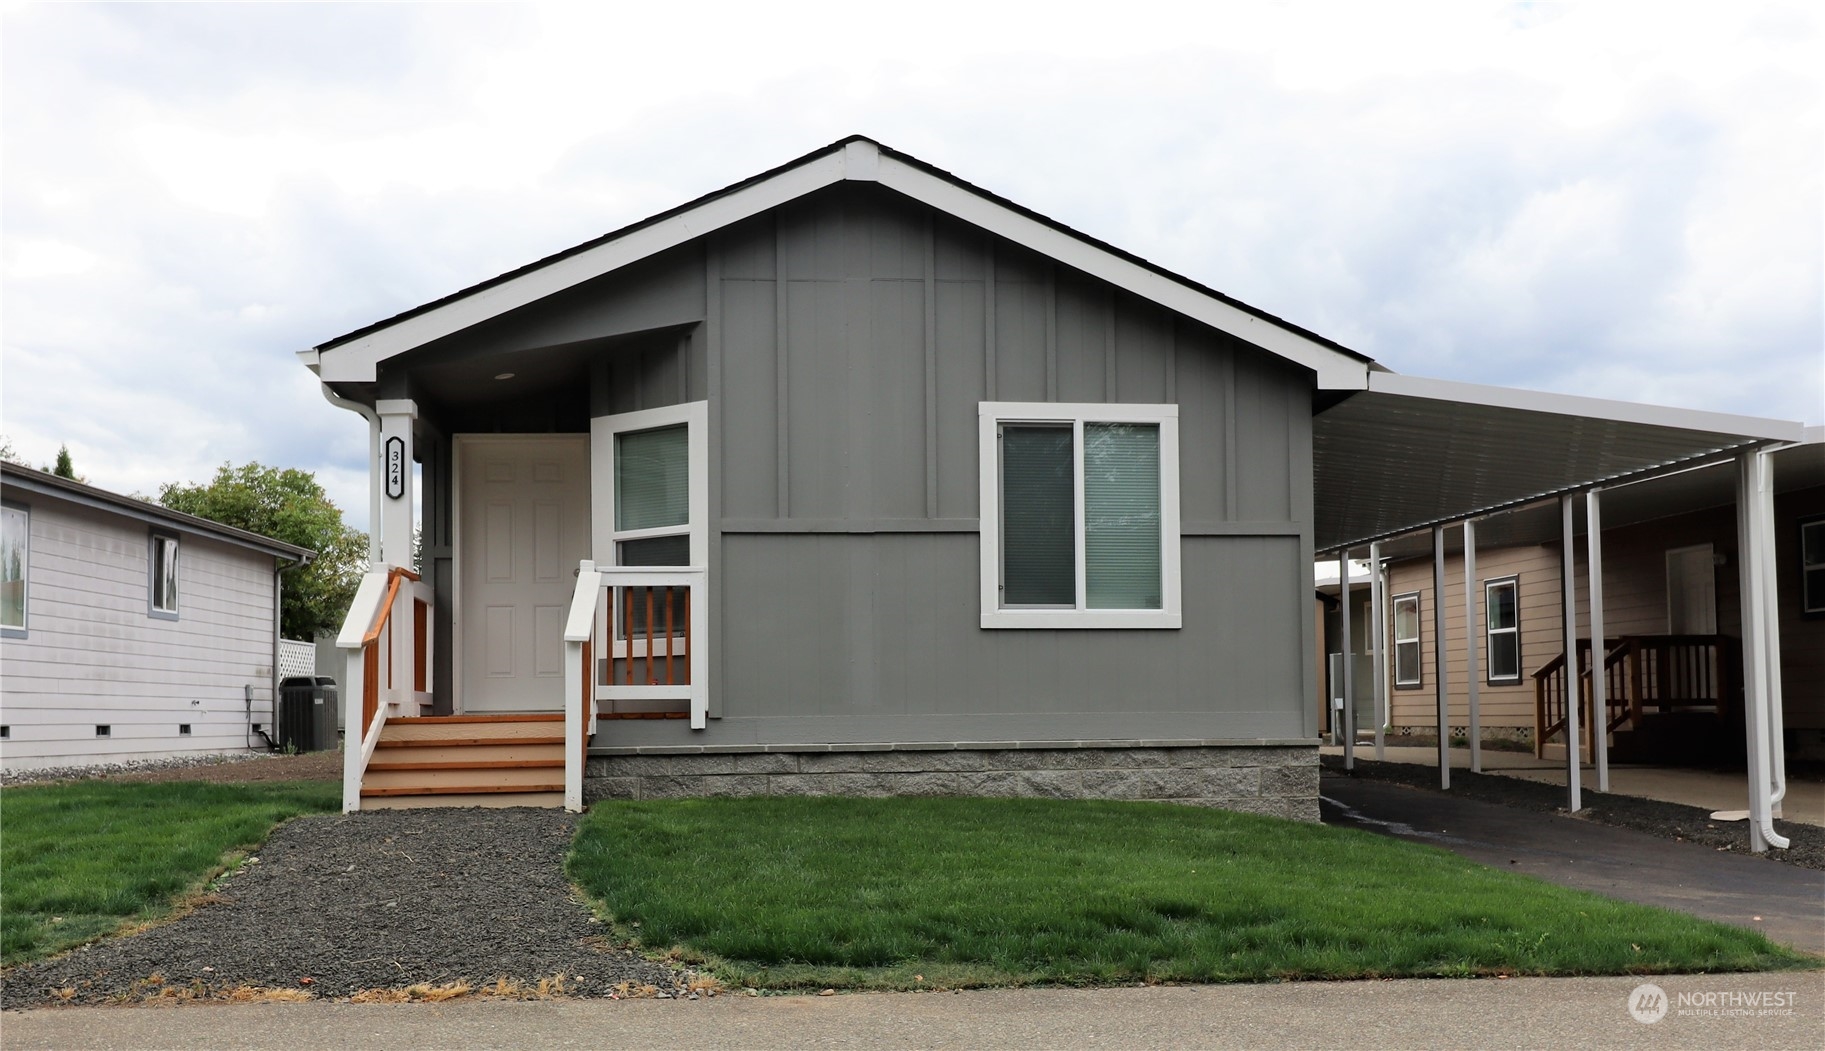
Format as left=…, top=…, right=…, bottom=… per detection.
left=1313, top=372, right=1807, bottom=554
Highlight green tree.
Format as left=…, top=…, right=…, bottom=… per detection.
left=159, top=463, right=368, bottom=640
left=52, top=445, right=76, bottom=480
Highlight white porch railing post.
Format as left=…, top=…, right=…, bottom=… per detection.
left=342, top=647, right=365, bottom=813
left=564, top=560, right=601, bottom=814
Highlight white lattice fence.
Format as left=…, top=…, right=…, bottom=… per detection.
left=278, top=640, right=317, bottom=681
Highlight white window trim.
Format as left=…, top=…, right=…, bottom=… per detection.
left=1484, top=577, right=1521, bottom=684
left=591, top=401, right=710, bottom=656
left=149, top=532, right=179, bottom=621
left=1392, top=592, right=1421, bottom=687
left=1, top=500, right=27, bottom=639
left=978, top=401, right=1181, bottom=630
left=591, top=401, right=709, bottom=571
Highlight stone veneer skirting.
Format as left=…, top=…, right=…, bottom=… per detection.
left=584, top=740, right=1320, bottom=822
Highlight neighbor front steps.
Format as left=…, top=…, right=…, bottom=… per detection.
left=361, top=713, right=566, bottom=810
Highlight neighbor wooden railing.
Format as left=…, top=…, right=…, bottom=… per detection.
left=1534, top=634, right=1736, bottom=760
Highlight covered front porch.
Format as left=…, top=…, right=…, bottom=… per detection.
left=325, top=322, right=714, bottom=813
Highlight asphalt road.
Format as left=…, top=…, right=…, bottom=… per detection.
left=1320, top=775, right=1825, bottom=955
left=4, top=973, right=1822, bottom=1050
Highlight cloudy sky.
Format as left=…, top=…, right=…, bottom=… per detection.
left=3, top=1, right=1819, bottom=531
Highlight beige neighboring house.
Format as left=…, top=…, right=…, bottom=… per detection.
left=1324, top=429, right=1824, bottom=766
left=0, top=461, right=313, bottom=771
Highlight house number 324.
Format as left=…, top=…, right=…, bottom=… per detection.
left=385, top=437, right=405, bottom=500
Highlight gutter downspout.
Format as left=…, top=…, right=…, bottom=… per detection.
left=318, top=383, right=382, bottom=563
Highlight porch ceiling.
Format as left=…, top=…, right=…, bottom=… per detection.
left=1312, top=373, right=1807, bottom=554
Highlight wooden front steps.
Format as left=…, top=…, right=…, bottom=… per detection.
left=362, top=713, right=566, bottom=809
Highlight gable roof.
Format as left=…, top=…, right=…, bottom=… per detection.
left=302, top=136, right=1374, bottom=390
left=0, top=461, right=314, bottom=564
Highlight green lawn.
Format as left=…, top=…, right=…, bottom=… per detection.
left=0, top=780, right=338, bottom=965
left=569, top=796, right=1812, bottom=989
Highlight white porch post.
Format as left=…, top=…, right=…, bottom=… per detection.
left=1737, top=449, right=1790, bottom=852
left=1433, top=524, right=1449, bottom=790
left=1370, top=542, right=1387, bottom=762
left=1587, top=489, right=1610, bottom=794
left=1560, top=494, right=1582, bottom=813
left=1340, top=552, right=1355, bottom=771
left=376, top=399, right=417, bottom=570
left=1463, top=519, right=1481, bottom=774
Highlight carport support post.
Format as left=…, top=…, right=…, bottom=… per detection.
left=1560, top=494, right=1582, bottom=813
left=1463, top=519, right=1481, bottom=773
left=1587, top=489, right=1609, bottom=794
left=1737, top=448, right=1790, bottom=853
left=1340, top=551, right=1355, bottom=770
left=1370, top=541, right=1387, bottom=762
left=1432, top=524, right=1449, bottom=790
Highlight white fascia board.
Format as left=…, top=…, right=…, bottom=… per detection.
left=1369, top=372, right=1806, bottom=443
left=296, top=348, right=321, bottom=373
left=876, top=157, right=1370, bottom=391
left=314, top=151, right=852, bottom=383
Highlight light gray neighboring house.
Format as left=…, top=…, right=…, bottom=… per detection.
left=306, top=136, right=1803, bottom=826
left=0, top=462, right=312, bottom=772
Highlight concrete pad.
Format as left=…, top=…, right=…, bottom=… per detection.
left=1324, top=744, right=1825, bottom=827
left=1322, top=776, right=1825, bottom=954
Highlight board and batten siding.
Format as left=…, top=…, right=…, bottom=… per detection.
left=660, top=183, right=1313, bottom=745
left=0, top=496, right=280, bottom=770
left=406, top=182, right=1318, bottom=743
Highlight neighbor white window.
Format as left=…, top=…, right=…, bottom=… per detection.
left=1484, top=577, right=1520, bottom=684
left=1803, top=518, right=1825, bottom=617
left=149, top=533, right=179, bottom=619
left=1, top=502, right=26, bottom=637
left=978, top=402, right=1181, bottom=629
left=1392, top=592, right=1421, bottom=688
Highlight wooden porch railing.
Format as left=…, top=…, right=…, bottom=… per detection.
left=564, top=561, right=709, bottom=811
left=336, top=565, right=433, bottom=813
left=1533, top=634, right=1737, bottom=760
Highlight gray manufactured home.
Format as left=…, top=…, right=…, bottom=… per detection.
left=306, top=137, right=1802, bottom=833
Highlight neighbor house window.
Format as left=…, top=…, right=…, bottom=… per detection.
left=1485, top=577, right=1520, bottom=684
left=1392, top=592, right=1421, bottom=688
left=149, top=533, right=179, bottom=619
left=1803, top=517, right=1825, bottom=617
left=979, top=402, right=1181, bottom=629
left=1, top=501, right=26, bottom=638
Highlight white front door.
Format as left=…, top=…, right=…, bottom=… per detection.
left=456, top=436, right=590, bottom=712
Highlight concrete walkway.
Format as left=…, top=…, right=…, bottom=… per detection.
left=1322, top=744, right=1825, bottom=827
left=4, top=973, right=1822, bottom=1050
left=1321, top=776, right=1825, bottom=954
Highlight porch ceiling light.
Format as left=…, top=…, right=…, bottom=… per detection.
left=494, top=372, right=515, bottom=380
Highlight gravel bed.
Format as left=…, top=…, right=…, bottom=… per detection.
left=0, top=751, right=280, bottom=787
left=1320, top=755, right=1825, bottom=870
left=0, top=808, right=690, bottom=1009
